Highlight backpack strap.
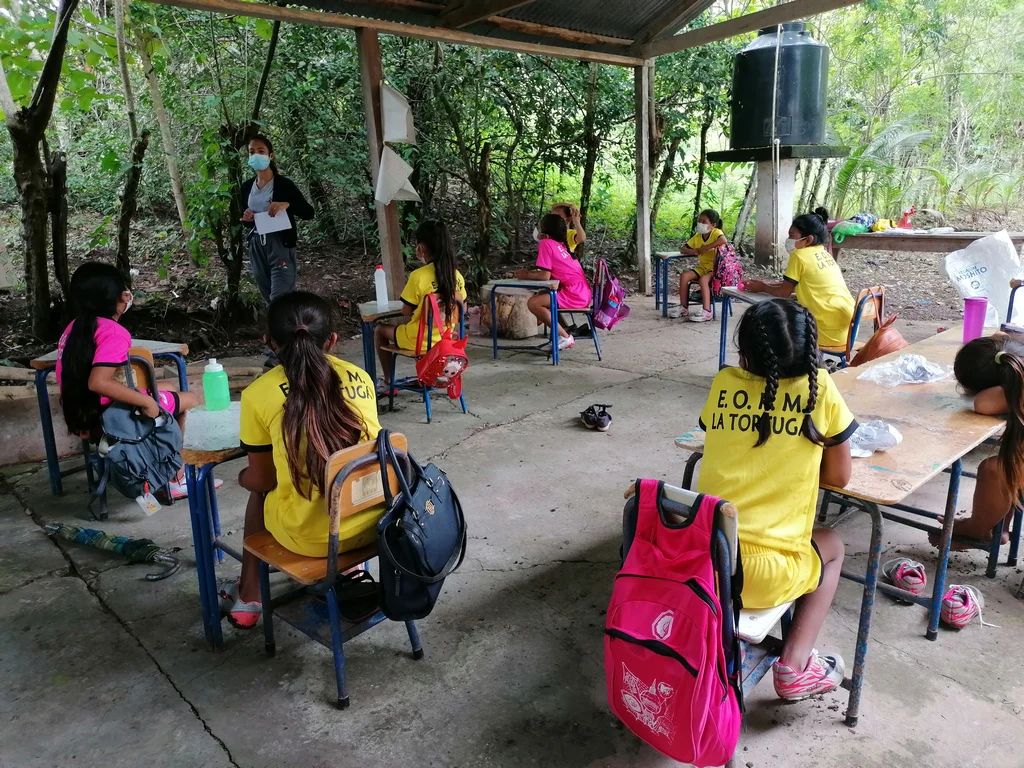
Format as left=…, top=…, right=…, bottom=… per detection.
left=414, top=293, right=447, bottom=356
left=633, top=478, right=665, bottom=542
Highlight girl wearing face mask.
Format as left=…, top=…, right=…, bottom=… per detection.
left=57, top=262, right=202, bottom=498
left=374, top=219, right=466, bottom=393
left=675, top=209, right=727, bottom=322
left=743, top=207, right=854, bottom=350
left=239, top=135, right=315, bottom=322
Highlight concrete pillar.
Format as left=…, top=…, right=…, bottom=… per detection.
left=634, top=60, right=653, bottom=295
left=754, top=158, right=797, bottom=268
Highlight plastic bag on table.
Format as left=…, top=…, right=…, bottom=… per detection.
left=850, top=420, right=903, bottom=458
left=943, top=231, right=1023, bottom=327
left=857, top=354, right=952, bottom=387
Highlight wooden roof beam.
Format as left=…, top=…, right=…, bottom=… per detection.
left=628, top=0, right=712, bottom=53
left=439, top=0, right=537, bottom=29
left=145, top=0, right=645, bottom=65
left=642, top=0, right=863, bottom=57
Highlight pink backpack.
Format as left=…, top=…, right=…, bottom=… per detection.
left=712, top=244, right=743, bottom=295
left=592, top=259, right=630, bottom=330
left=605, top=479, right=740, bottom=767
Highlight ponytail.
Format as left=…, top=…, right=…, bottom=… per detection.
left=61, top=262, right=127, bottom=436
left=415, top=219, right=459, bottom=318
left=270, top=292, right=366, bottom=500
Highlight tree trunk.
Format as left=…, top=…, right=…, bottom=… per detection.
left=690, top=118, right=712, bottom=230
left=48, top=149, right=69, bottom=303
left=579, top=62, right=600, bottom=231
left=116, top=131, right=150, bottom=283
left=114, top=0, right=138, bottom=140
left=11, top=131, right=52, bottom=338
left=136, top=31, right=188, bottom=233
left=733, top=167, right=756, bottom=253
left=651, top=134, right=682, bottom=235
left=804, top=158, right=827, bottom=213
left=472, top=141, right=492, bottom=291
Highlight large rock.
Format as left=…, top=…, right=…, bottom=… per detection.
left=479, top=292, right=541, bottom=340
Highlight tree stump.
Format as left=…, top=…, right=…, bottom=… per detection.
left=479, top=292, right=541, bottom=339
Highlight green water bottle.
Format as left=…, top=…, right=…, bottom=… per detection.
left=203, top=358, right=230, bottom=411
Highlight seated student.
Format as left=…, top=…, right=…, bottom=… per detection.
left=224, top=291, right=381, bottom=628
left=697, top=298, right=857, bottom=700
left=374, top=219, right=467, bottom=391
left=516, top=213, right=594, bottom=352
left=673, top=209, right=727, bottom=323
left=551, top=202, right=586, bottom=254
left=57, top=262, right=201, bottom=499
left=743, top=208, right=855, bottom=350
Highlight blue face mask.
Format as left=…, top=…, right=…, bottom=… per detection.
left=248, top=154, right=271, bottom=172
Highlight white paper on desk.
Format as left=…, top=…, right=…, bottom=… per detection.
left=254, top=210, right=292, bottom=235
left=375, top=146, right=421, bottom=205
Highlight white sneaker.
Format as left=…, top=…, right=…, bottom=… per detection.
left=689, top=308, right=713, bottom=323
left=667, top=305, right=687, bottom=319
left=558, top=335, right=575, bottom=350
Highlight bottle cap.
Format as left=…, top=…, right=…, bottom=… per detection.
left=376, top=265, right=383, bottom=270
left=205, top=358, right=223, bottom=372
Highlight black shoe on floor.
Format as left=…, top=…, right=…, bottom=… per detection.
left=580, top=404, right=612, bottom=432
left=574, top=323, right=593, bottom=338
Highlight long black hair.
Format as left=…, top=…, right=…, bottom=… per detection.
left=698, top=208, right=723, bottom=230
left=249, top=134, right=279, bottom=175
left=539, top=213, right=569, bottom=249
left=61, top=262, right=128, bottom=436
left=269, top=292, right=365, bottom=500
left=736, top=298, right=826, bottom=447
left=791, top=207, right=831, bottom=246
left=955, top=335, right=1024, bottom=502
left=415, top=219, right=459, bottom=318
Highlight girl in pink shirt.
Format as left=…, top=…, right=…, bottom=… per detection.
left=515, top=213, right=593, bottom=351
left=58, top=262, right=201, bottom=497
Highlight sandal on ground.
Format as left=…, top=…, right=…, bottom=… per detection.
left=334, top=570, right=380, bottom=623
left=580, top=404, right=613, bottom=432
left=168, top=478, right=223, bottom=501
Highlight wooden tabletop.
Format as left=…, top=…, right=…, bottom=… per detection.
left=721, top=286, right=774, bottom=305
left=675, top=326, right=1005, bottom=505
left=480, top=279, right=560, bottom=297
left=358, top=300, right=405, bottom=322
left=835, top=231, right=1024, bottom=253
left=180, top=401, right=245, bottom=466
left=655, top=251, right=691, bottom=260
left=31, top=338, right=189, bottom=369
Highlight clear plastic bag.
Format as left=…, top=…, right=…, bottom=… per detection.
left=856, top=354, right=952, bottom=387
left=850, top=420, right=903, bottom=458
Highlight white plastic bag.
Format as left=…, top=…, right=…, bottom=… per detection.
left=943, top=231, right=1022, bottom=327
left=857, top=354, right=952, bottom=387
left=850, top=420, right=903, bottom=458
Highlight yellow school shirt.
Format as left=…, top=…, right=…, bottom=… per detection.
left=697, top=367, right=857, bottom=605
left=395, top=262, right=468, bottom=351
left=783, top=245, right=855, bottom=349
left=239, top=356, right=382, bottom=557
left=685, top=228, right=726, bottom=274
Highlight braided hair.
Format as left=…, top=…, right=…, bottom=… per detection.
left=737, top=298, right=826, bottom=447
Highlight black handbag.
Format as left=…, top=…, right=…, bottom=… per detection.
left=375, top=430, right=467, bottom=620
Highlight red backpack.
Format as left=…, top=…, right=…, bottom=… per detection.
left=605, top=479, right=741, bottom=767
left=414, top=293, right=469, bottom=399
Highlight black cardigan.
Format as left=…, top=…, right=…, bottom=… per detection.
left=239, top=174, right=315, bottom=248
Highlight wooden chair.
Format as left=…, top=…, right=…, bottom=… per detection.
left=820, top=285, right=885, bottom=367
left=380, top=296, right=468, bottom=423
left=243, top=433, right=423, bottom=709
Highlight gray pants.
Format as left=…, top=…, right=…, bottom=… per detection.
left=248, top=233, right=297, bottom=365
left=248, top=232, right=298, bottom=306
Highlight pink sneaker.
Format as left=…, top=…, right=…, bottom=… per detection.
left=941, top=585, right=995, bottom=629
left=773, top=650, right=845, bottom=701
left=689, top=308, right=713, bottom=323
left=882, top=557, right=927, bottom=596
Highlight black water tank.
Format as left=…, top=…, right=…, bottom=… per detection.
left=729, top=22, right=828, bottom=150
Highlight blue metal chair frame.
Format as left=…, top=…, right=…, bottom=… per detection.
left=489, top=280, right=602, bottom=365
left=387, top=298, right=469, bottom=423
left=1008, top=279, right=1022, bottom=322
left=820, top=286, right=884, bottom=369
left=35, top=350, right=189, bottom=496
left=256, top=448, right=422, bottom=709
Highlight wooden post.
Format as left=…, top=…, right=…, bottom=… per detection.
left=634, top=59, right=653, bottom=295
left=356, top=28, right=406, bottom=299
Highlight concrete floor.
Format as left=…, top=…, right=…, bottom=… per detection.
left=2, top=301, right=1022, bottom=768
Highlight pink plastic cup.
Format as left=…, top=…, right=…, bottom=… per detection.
left=963, top=297, right=988, bottom=343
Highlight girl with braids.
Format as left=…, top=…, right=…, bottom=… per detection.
left=57, top=262, right=200, bottom=498
left=673, top=208, right=727, bottom=322
left=516, top=213, right=593, bottom=351
left=375, top=219, right=466, bottom=391
left=696, top=298, right=858, bottom=701
left=744, top=207, right=854, bottom=350
left=228, top=292, right=381, bottom=628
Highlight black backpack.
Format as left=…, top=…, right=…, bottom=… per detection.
left=375, top=430, right=467, bottom=620
left=95, top=403, right=183, bottom=502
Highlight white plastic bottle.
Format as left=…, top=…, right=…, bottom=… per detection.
left=374, top=265, right=389, bottom=308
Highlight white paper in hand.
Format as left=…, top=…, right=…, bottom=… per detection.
left=254, top=210, right=292, bottom=235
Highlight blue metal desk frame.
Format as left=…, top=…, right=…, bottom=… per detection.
left=489, top=283, right=561, bottom=365
left=34, top=348, right=189, bottom=496
left=358, top=301, right=405, bottom=384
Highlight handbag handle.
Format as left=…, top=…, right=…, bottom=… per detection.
left=378, top=519, right=467, bottom=583
left=377, top=429, right=420, bottom=508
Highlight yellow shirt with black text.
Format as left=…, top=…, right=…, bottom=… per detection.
left=697, top=367, right=857, bottom=605
left=685, top=228, right=726, bottom=275
left=239, top=356, right=382, bottom=557
left=783, top=245, right=855, bottom=349
left=395, top=262, right=468, bottom=351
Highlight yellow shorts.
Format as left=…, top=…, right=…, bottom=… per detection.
left=394, top=321, right=443, bottom=352
left=739, top=541, right=822, bottom=610
left=683, top=263, right=713, bottom=278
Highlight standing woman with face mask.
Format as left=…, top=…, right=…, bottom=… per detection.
left=239, top=135, right=315, bottom=361
left=743, top=207, right=854, bottom=350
